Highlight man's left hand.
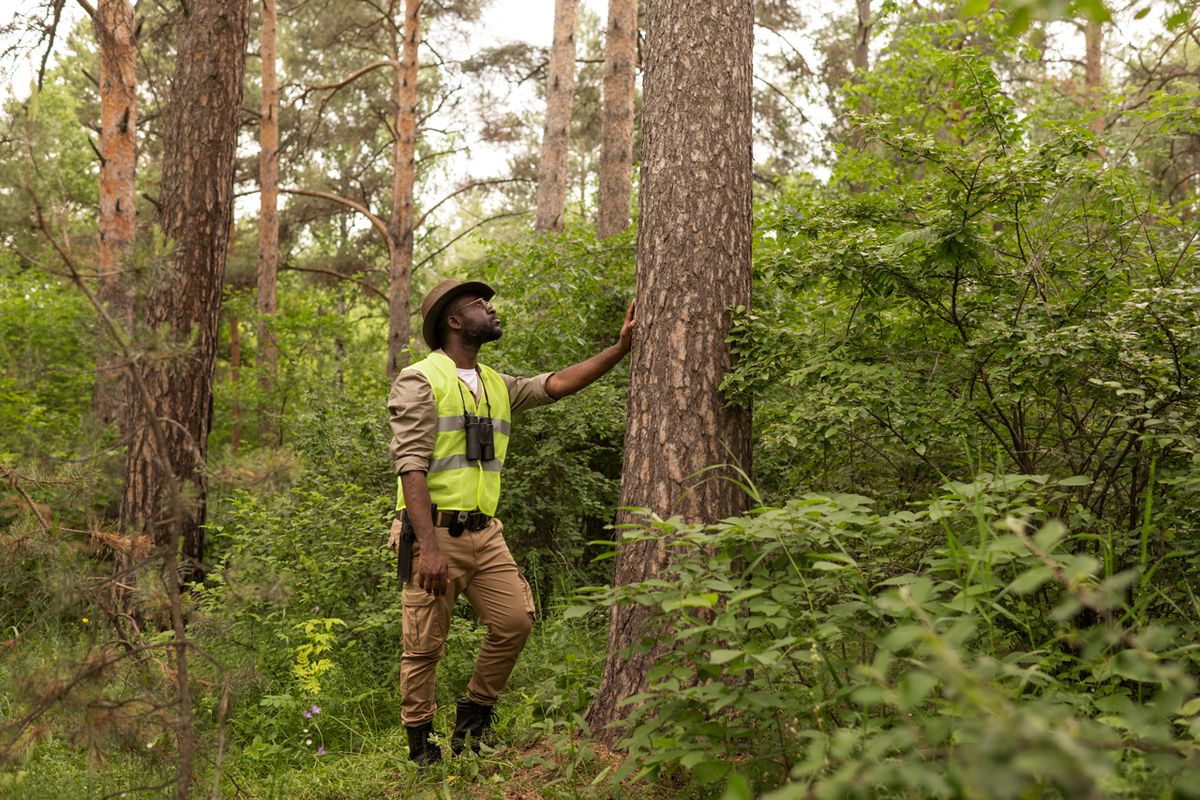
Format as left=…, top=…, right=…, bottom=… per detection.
left=617, top=299, right=637, bottom=355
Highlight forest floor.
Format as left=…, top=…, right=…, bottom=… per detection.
left=387, top=735, right=671, bottom=800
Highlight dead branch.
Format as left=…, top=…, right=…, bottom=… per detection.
left=1, top=465, right=53, bottom=532
left=76, top=0, right=98, bottom=22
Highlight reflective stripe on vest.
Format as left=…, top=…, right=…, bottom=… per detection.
left=395, top=351, right=512, bottom=516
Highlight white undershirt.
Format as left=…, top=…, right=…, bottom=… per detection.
left=456, top=367, right=480, bottom=401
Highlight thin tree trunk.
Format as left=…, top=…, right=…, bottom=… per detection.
left=853, top=0, right=870, bottom=74
left=257, top=0, right=280, bottom=441
left=388, top=0, right=419, bottom=378
left=586, top=0, right=754, bottom=746
left=1085, top=18, right=1104, bottom=138
left=93, top=0, right=137, bottom=424
left=848, top=0, right=871, bottom=154
left=335, top=288, right=346, bottom=392
left=596, top=0, right=636, bottom=239
left=535, top=0, right=580, bottom=233
left=120, top=0, right=250, bottom=589
left=230, top=313, right=241, bottom=454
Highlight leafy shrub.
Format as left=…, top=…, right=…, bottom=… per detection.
left=580, top=476, right=1200, bottom=799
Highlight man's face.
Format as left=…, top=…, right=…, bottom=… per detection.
left=448, top=294, right=502, bottom=345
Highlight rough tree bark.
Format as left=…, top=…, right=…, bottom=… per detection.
left=92, top=0, right=137, bottom=424
left=388, top=0, right=420, bottom=378
left=535, top=0, right=579, bottom=233
left=120, top=0, right=251, bottom=579
left=586, top=0, right=754, bottom=745
left=257, top=0, right=280, bottom=441
left=596, top=0, right=637, bottom=240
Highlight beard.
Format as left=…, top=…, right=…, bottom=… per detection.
left=460, top=317, right=502, bottom=348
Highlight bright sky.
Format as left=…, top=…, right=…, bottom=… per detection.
left=0, top=0, right=606, bottom=91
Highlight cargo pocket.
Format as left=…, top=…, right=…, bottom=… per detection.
left=401, top=585, right=447, bottom=657
left=517, top=570, right=536, bottom=623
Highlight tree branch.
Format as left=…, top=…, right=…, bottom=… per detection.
left=279, top=188, right=393, bottom=250
left=415, top=210, right=529, bottom=271
left=279, top=262, right=388, bottom=301
left=414, top=177, right=533, bottom=229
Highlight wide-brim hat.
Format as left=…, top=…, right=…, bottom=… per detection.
left=420, top=278, right=496, bottom=350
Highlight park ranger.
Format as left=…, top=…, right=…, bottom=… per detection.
left=388, top=278, right=635, bottom=765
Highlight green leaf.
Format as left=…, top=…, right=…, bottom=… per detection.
left=1057, top=475, right=1093, bottom=487
left=562, top=604, right=593, bottom=620
left=709, top=649, right=742, bottom=665
left=1166, top=9, right=1191, bottom=29
left=896, top=671, right=938, bottom=710
left=693, top=760, right=731, bottom=785
left=720, top=770, right=753, bottom=800
left=1008, top=565, right=1052, bottom=594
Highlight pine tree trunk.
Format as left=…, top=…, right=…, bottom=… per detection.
left=586, top=0, right=754, bottom=746
left=596, top=0, right=636, bottom=239
left=535, top=0, right=580, bottom=233
left=388, top=0, right=419, bottom=378
left=120, top=0, right=250, bottom=579
left=93, top=0, right=137, bottom=424
left=257, top=0, right=280, bottom=442
left=1085, top=19, right=1103, bottom=137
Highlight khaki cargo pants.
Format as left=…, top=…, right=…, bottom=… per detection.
left=393, top=517, right=536, bottom=727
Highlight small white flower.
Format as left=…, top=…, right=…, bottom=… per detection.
left=306, top=738, right=313, bottom=746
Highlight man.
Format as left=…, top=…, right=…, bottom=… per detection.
left=388, top=278, right=635, bottom=766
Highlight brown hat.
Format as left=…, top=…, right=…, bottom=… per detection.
left=420, top=278, right=496, bottom=350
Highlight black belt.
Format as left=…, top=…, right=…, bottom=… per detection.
left=434, top=509, right=492, bottom=536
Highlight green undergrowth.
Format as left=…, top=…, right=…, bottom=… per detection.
left=569, top=475, right=1200, bottom=799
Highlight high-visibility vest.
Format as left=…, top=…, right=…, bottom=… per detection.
left=394, top=351, right=512, bottom=515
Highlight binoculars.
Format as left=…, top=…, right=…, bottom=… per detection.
left=464, top=413, right=495, bottom=461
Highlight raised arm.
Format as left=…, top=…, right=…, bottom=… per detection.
left=545, top=300, right=636, bottom=400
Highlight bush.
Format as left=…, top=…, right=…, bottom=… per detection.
left=579, top=475, right=1200, bottom=799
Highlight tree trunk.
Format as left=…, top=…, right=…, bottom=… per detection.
left=596, top=0, right=636, bottom=239
left=1084, top=18, right=1104, bottom=138
left=388, top=0, right=419, bottom=378
left=93, top=0, right=137, bottom=424
left=257, top=0, right=280, bottom=441
left=120, top=0, right=250, bottom=581
left=586, top=0, right=754, bottom=746
left=230, top=312, right=241, bottom=454
left=853, top=0, right=870, bottom=74
left=535, top=0, right=580, bottom=233
left=335, top=287, right=346, bottom=392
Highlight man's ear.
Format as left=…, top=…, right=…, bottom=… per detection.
left=446, top=313, right=463, bottom=333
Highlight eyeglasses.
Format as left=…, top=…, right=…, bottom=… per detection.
left=451, top=296, right=493, bottom=315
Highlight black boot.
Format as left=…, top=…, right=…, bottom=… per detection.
left=451, top=699, right=495, bottom=754
left=405, top=721, right=442, bottom=767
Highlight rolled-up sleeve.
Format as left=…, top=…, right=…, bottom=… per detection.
left=388, top=370, right=437, bottom=474
left=502, top=372, right=557, bottom=414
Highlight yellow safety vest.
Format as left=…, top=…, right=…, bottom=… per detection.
left=394, top=351, right=512, bottom=516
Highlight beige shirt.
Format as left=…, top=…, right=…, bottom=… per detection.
left=388, top=350, right=555, bottom=474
